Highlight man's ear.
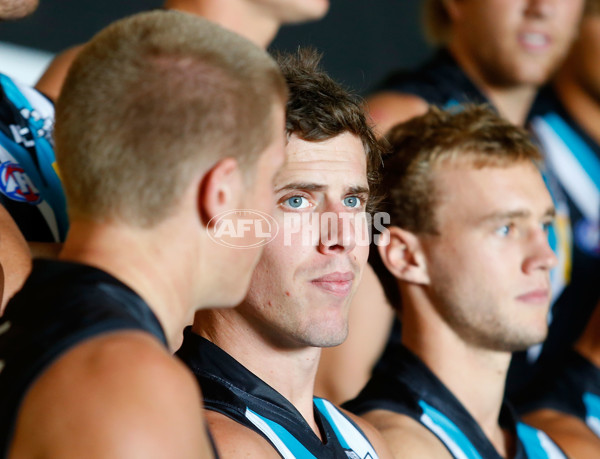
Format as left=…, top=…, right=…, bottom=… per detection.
left=378, top=226, right=430, bottom=285
left=197, top=157, right=243, bottom=227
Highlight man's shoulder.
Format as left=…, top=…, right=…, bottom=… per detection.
left=11, top=331, right=208, bottom=458
left=362, top=409, right=453, bottom=458
left=522, top=408, right=600, bottom=457
left=205, top=410, right=280, bottom=458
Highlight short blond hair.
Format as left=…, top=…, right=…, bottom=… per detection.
left=56, top=10, right=287, bottom=226
left=381, top=105, right=542, bottom=234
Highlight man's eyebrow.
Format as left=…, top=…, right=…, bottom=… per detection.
left=478, top=206, right=556, bottom=223
left=275, top=183, right=326, bottom=193
left=347, top=185, right=370, bottom=196
left=274, top=183, right=370, bottom=196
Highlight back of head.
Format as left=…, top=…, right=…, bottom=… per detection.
left=274, top=48, right=384, bottom=211
left=56, top=10, right=287, bottom=227
left=375, top=105, right=542, bottom=308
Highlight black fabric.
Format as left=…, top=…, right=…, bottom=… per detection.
left=344, top=343, right=527, bottom=459
left=177, top=329, right=371, bottom=458
left=515, top=349, right=600, bottom=422
left=0, top=259, right=167, bottom=457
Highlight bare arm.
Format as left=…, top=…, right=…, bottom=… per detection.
left=362, top=409, right=453, bottom=458
left=35, top=45, right=84, bottom=101
left=10, top=331, right=214, bottom=458
left=315, top=263, right=395, bottom=403
left=523, top=409, right=600, bottom=459
left=0, top=205, right=31, bottom=313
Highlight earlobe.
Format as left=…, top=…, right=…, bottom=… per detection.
left=197, top=157, right=243, bottom=227
left=378, top=227, right=430, bottom=285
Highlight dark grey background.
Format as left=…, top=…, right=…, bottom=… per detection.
left=0, top=0, right=434, bottom=95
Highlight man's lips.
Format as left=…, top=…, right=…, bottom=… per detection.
left=518, top=31, right=551, bottom=52
left=311, top=272, right=355, bottom=296
left=516, top=289, right=550, bottom=304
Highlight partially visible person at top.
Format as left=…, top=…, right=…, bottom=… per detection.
left=0, top=0, right=66, bottom=275
left=35, top=0, right=330, bottom=101
left=0, top=10, right=287, bottom=458
left=177, top=48, right=392, bottom=459
left=345, top=105, right=566, bottom=458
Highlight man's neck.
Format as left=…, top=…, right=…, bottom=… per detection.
left=60, top=220, right=195, bottom=351
left=163, top=0, right=280, bottom=48
left=554, top=71, right=600, bottom=146
left=194, top=309, right=323, bottom=437
left=448, top=46, right=537, bottom=127
left=401, top=295, right=513, bottom=456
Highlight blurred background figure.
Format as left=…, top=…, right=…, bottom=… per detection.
left=35, top=0, right=330, bottom=101
left=518, top=0, right=600, bottom=391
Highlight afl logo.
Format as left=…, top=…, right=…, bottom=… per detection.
left=207, top=209, right=278, bottom=249
left=0, top=161, right=41, bottom=204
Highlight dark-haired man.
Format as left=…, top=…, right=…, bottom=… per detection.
left=177, top=49, right=391, bottom=458
left=345, top=105, right=565, bottom=458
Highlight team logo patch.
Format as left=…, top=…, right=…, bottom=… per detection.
left=574, top=219, right=600, bottom=257
left=0, top=161, right=41, bottom=204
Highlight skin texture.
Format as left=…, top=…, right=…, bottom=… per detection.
left=367, top=0, right=584, bottom=129
left=0, top=0, right=37, bottom=20
left=196, top=133, right=392, bottom=458
left=315, top=263, right=395, bottom=403
left=369, top=162, right=557, bottom=457
left=9, top=332, right=210, bottom=459
left=240, top=132, right=370, bottom=350
left=416, top=163, right=557, bottom=352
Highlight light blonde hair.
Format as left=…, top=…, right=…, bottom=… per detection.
left=56, top=10, right=287, bottom=226
left=381, top=105, right=542, bottom=235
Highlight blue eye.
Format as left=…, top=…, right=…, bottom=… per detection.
left=541, top=221, right=553, bottom=233
left=343, top=196, right=361, bottom=208
left=496, top=224, right=512, bottom=237
left=285, top=196, right=309, bottom=209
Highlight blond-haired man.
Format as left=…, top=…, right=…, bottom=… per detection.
left=345, top=105, right=566, bottom=458
left=0, top=10, right=287, bottom=458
